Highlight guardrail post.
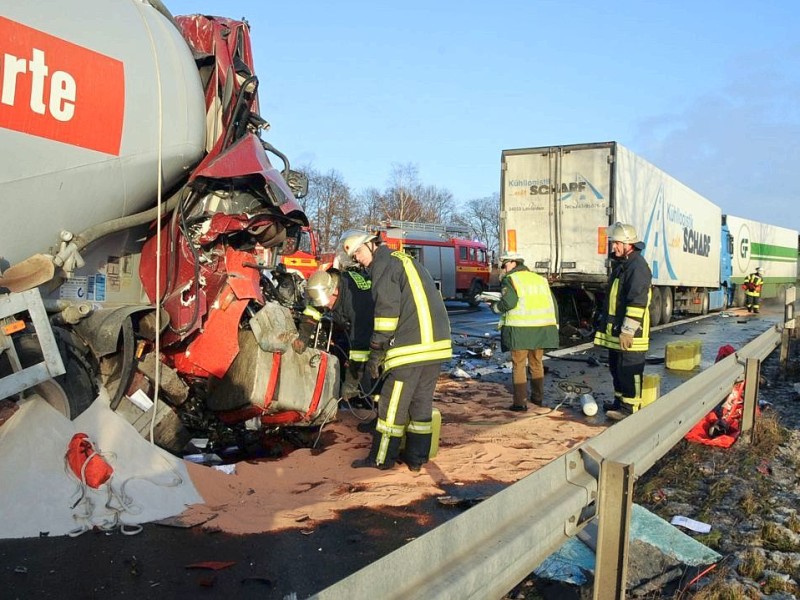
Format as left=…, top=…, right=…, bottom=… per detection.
left=780, top=287, right=795, bottom=366
left=593, top=459, right=634, bottom=600
left=740, top=357, right=760, bottom=443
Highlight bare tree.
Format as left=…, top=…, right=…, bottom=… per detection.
left=296, top=162, right=462, bottom=252
left=302, top=167, right=353, bottom=252
left=377, top=163, right=456, bottom=224
left=415, top=184, right=456, bottom=224
left=352, top=187, right=385, bottom=232
left=455, top=193, right=501, bottom=258
left=379, top=163, right=422, bottom=222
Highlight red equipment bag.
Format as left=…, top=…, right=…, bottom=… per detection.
left=66, top=433, right=113, bottom=489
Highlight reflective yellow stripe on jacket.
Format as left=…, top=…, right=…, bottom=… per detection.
left=503, top=271, right=558, bottom=328
left=384, top=251, right=452, bottom=370
left=303, top=305, right=323, bottom=320
left=346, top=270, right=372, bottom=290
left=349, top=349, right=370, bottom=362
left=594, top=279, right=651, bottom=352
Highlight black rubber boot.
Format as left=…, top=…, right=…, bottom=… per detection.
left=603, top=394, right=623, bottom=411
left=351, top=435, right=401, bottom=470
left=401, top=430, right=431, bottom=472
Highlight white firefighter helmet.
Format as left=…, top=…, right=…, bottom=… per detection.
left=306, top=270, right=340, bottom=307
left=755, top=266, right=763, bottom=274
left=339, top=229, right=377, bottom=258
left=607, top=222, right=640, bottom=244
left=499, top=253, right=525, bottom=266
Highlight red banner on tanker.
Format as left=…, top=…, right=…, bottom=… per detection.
left=0, top=16, right=124, bottom=155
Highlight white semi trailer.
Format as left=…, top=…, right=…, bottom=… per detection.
left=725, top=214, right=798, bottom=306
left=500, top=141, right=732, bottom=335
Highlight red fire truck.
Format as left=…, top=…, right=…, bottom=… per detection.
left=377, top=220, right=490, bottom=305
left=280, top=226, right=321, bottom=280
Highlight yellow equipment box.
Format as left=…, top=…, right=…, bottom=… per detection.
left=665, top=340, right=702, bottom=370
left=641, top=373, right=661, bottom=408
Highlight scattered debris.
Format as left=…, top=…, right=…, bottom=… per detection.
left=670, top=515, right=712, bottom=534
left=212, top=464, right=236, bottom=475
left=185, top=561, right=237, bottom=570
left=154, top=511, right=218, bottom=529
left=241, top=576, right=274, bottom=587
left=184, top=453, right=223, bottom=466
left=437, top=494, right=490, bottom=508
left=450, top=366, right=472, bottom=379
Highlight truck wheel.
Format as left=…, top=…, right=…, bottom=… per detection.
left=649, top=287, right=663, bottom=327
left=10, top=332, right=98, bottom=420
left=660, top=287, right=674, bottom=324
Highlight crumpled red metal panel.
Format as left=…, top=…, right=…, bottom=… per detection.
left=190, top=134, right=303, bottom=218
left=175, top=285, right=248, bottom=378
left=224, top=247, right=263, bottom=301
left=139, top=226, right=225, bottom=345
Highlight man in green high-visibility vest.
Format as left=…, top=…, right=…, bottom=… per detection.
left=494, top=253, right=559, bottom=412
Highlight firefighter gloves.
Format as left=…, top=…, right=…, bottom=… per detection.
left=367, top=346, right=386, bottom=379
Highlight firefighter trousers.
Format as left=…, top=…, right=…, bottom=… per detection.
left=608, top=349, right=645, bottom=410
left=373, top=363, right=440, bottom=465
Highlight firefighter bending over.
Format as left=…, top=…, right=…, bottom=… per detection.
left=298, top=267, right=375, bottom=404
left=594, top=222, right=652, bottom=421
left=341, top=229, right=452, bottom=471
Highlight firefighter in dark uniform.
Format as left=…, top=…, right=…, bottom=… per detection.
left=743, top=267, right=764, bottom=313
left=296, top=268, right=375, bottom=403
left=594, top=222, right=652, bottom=421
left=340, top=229, right=452, bottom=471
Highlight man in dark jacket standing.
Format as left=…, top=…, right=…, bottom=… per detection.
left=593, top=222, right=652, bottom=421
left=494, top=253, right=559, bottom=412
left=340, top=229, right=452, bottom=471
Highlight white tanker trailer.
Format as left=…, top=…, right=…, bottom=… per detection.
left=0, top=0, right=339, bottom=453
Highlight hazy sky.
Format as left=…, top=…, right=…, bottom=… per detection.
left=167, top=0, right=800, bottom=232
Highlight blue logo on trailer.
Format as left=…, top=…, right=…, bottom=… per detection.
left=559, top=174, right=604, bottom=201
left=640, top=185, right=678, bottom=281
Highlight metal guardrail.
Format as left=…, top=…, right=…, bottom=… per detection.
left=311, top=324, right=782, bottom=600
